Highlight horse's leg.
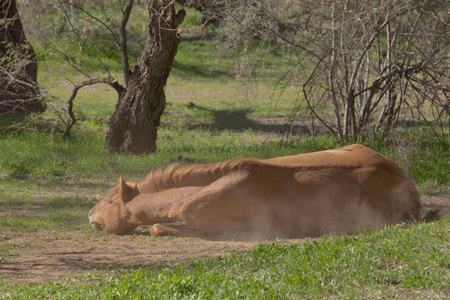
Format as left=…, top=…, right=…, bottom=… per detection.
left=150, top=223, right=190, bottom=238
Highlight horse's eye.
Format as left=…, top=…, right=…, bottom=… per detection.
left=107, top=194, right=118, bottom=204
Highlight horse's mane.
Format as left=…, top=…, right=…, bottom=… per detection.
left=134, top=157, right=255, bottom=194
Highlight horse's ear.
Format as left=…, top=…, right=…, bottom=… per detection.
left=119, top=174, right=137, bottom=203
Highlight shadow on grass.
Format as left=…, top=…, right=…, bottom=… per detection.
left=61, top=258, right=182, bottom=274
left=2, top=195, right=97, bottom=210
left=1, top=175, right=102, bottom=210
left=171, top=60, right=229, bottom=79
left=186, top=105, right=312, bottom=135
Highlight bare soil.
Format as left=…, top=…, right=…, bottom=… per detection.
left=1, top=197, right=448, bottom=285
left=0, top=230, right=259, bottom=285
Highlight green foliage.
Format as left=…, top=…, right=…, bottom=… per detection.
left=2, top=219, right=448, bottom=299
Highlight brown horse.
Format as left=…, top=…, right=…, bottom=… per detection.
left=88, top=144, right=433, bottom=240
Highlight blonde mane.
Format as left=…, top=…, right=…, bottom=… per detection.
left=134, top=157, right=255, bottom=194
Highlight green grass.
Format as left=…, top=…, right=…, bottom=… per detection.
left=1, top=112, right=448, bottom=193
left=1, top=219, right=448, bottom=299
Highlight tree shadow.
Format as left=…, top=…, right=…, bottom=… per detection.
left=186, top=104, right=312, bottom=135
left=171, top=60, right=229, bottom=79
left=393, top=119, right=445, bottom=129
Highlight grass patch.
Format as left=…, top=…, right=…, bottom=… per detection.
left=1, top=116, right=448, bottom=194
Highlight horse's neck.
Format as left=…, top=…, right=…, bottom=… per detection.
left=130, top=186, right=202, bottom=225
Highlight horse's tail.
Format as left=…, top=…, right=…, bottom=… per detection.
left=420, top=209, right=441, bottom=223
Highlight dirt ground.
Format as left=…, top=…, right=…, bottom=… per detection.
left=0, top=231, right=260, bottom=285
left=1, top=197, right=448, bottom=285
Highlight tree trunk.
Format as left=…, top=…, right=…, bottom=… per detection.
left=104, top=0, right=185, bottom=154
left=0, top=0, right=44, bottom=113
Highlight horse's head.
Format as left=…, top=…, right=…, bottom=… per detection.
left=88, top=175, right=139, bottom=234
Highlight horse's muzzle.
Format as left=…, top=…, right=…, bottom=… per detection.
left=88, top=208, right=102, bottom=231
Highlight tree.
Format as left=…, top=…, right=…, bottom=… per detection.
left=23, top=0, right=185, bottom=152
left=302, top=0, right=450, bottom=140
left=105, top=0, right=186, bottom=154
left=0, top=0, right=45, bottom=113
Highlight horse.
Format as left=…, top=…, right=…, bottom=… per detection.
left=88, top=144, right=436, bottom=240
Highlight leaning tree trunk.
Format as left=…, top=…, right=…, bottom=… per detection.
left=105, top=0, right=185, bottom=154
left=0, top=0, right=44, bottom=113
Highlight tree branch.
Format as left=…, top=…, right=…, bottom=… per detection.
left=62, top=77, right=125, bottom=138
left=58, top=1, right=112, bottom=77
left=302, top=50, right=336, bottom=136
left=119, top=0, right=134, bottom=86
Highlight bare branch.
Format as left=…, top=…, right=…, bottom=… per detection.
left=119, top=0, right=134, bottom=86
left=57, top=1, right=112, bottom=77
left=59, top=1, right=121, bottom=46
left=302, top=50, right=336, bottom=136
left=62, top=77, right=125, bottom=138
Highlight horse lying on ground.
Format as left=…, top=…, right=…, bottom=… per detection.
left=88, top=144, right=439, bottom=240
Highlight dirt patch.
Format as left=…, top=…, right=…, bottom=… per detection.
left=421, top=196, right=450, bottom=220
left=421, top=196, right=450, bottom=211
left=0, top=228, right=262, bottom=285
left=1, top=197, right=448, bottom=285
